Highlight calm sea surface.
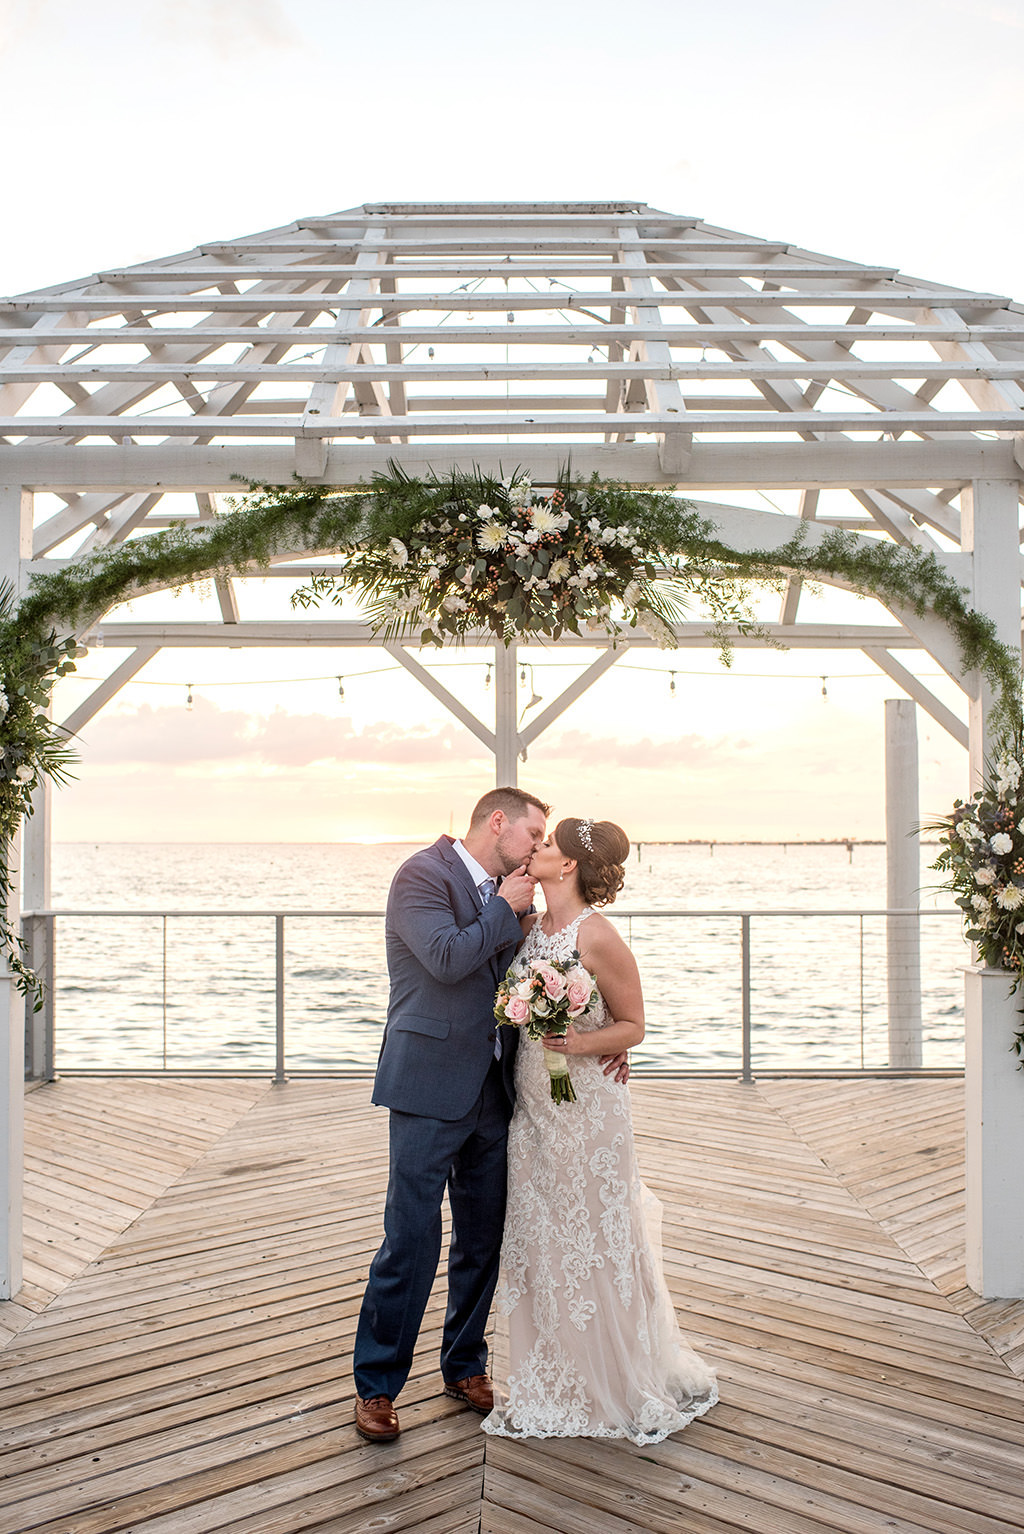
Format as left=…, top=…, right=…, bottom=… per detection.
left=49, top=841, right=966, bottom=1074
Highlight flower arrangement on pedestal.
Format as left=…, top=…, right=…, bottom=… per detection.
left=931, top=738, right=1024, bottom=1066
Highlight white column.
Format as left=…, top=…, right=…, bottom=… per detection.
left=885, top=699, right=922, bottom=1067
left=961, top=477, right=1024, bottom=1297
left=493, top=643, right=519, bottom=786
left=0, top=484, right=32, bottom=1299
left=961, top=479, right=1022, bottom=786
left=964, top=967, right=1024, bottom=1296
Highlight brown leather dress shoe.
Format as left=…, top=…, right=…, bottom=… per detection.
left=443, top=1374, right=494, bottom=1414
left=354, top=1394, right=400, bottom=1442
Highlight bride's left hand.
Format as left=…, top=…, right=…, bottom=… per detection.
left=542, top=1024, right=588, bottom=1056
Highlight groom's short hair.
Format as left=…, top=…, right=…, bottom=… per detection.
left=469, top=786, right=550, bottom=828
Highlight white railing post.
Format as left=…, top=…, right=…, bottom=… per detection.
left=885, top=698, right=922, bottom=1067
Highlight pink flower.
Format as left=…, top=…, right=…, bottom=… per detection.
left=532, top=962, right=567, bottom=1000
left=566, top=979, right=592, bottom=1013
left=505, top=995, right=531, bottom=1024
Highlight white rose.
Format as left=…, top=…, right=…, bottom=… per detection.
left=997, top=884, right=1024, bottom=910
left=442, top=594, right=468, bottom=613
left=16, top=765, right=34, bottom=783
left=975, top=866, right=997, bottom=886
left=0, top=691, right=8, bottom=718
left=991, top=832, right=1014, bottom=855
left=971, top=894, right=993, bottom=916
left=477, top=502, right=499, bottom=520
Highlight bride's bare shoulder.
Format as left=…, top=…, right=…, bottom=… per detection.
left=577, top=910, right=629, bottom=957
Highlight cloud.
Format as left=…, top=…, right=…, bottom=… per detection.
left=76, top=698, right=488, bottom=767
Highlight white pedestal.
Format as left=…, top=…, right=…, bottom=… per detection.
left=964, top=965, right=1024, bottom=1298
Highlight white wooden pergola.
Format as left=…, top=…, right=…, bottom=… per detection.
left=2, top=201, right=1022, bottom=1296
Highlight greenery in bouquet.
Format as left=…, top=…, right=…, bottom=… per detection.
left=930, top=735, right=1024, bottom=1065
left=290, top=462, right=759, bottom=651
left=495, top=950, right=598, bottom=1104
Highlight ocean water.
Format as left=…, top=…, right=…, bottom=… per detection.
left=47, top=841, right=966, bottom=1074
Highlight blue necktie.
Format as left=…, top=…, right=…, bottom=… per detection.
left=479, top=878, right=496, bottom=903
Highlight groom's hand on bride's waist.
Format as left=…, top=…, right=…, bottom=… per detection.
left=497, top=867, right=536, bottom=915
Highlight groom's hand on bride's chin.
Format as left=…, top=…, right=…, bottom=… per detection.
left=498, top=867, right=536, bottom=915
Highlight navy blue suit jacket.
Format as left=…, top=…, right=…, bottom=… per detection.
left=372, top=836, right=523, bottom=1121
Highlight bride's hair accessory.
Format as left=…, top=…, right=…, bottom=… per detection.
left=576, top=818, right=594, bottom=852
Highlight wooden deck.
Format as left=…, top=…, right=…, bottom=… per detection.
left=1, top=1075, right=1023, bottom=1534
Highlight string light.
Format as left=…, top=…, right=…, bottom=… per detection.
left=484, top=663, right=492, bottom=690
left=186, top=683, right=193, bottom=710
left=669, top=671, right=676, bottom=699
left=821, top=676, right=828, bottom=699
left=337, top=676, right=345, bottom=700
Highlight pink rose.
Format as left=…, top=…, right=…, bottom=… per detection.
left=505, top=995, right=531, bottom=1024
left=529, top=961, right=566, bottom=1000
left=566, top=980, right=592, bottom=1014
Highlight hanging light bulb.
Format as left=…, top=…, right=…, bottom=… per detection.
left=484, top=663, right=492, bottom=690
left=519, top=665, right=527, bottom=687
left=337, top=676, right=345, bottom=701
left=186, top=683, right=193, bottom=710
left=669, top=672, right=677, bottom=699
left=821, top=676, right=828, bottom=699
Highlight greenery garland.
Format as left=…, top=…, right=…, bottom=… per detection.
left=0, top=463, right=1020, bottom=1008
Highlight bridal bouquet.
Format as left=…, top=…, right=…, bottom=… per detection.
left=494, top=952, right=597, bottom=1104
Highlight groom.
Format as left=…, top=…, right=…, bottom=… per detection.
left=352, top=785, right=549, bottom=1442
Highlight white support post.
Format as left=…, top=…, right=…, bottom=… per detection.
left=885, top=698, right=922, bottom=1068
left=493, top=643, right=519, bottom=786
left=961, top=477, right=1024, bottom=1297
left=0, top=483, right=31, bottom=1299
left=962, top=480, right=1022, bottom=786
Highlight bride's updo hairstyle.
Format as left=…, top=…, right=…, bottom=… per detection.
left=555, top=818, right=630, bottom=907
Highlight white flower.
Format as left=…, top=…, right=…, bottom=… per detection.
left=599, top=526, right=619, bottom=544
left=442, top=594, right=468, bottom=614
left=514, top=542, right=531, bottom=559
left=971, top=894, right=993, bottom=916
left=975, top=866, right=997, bottom=886
left=507, top=477, right=532, bottom=508
left=587, top=517, right=601, bottom=533
left=997, top=884, right=1024, bottom=910
left=477, top=523, right=505, bottom=553
left=0, top=690, right=8, bottom=719
left=529, top=504, right=560, bottom=534
left=996, top=756, right=1022, bottom=795
left=388, top=538, right=409, bottom=568
left=477, top=502, right=499, bottom=520
left=991, top=832, right=1014, bottom=855
left=524, top=529, right=540, bottom=544
left=425, top=565, right=440, bottom=583
left=638, top=608, right=676, bottom=650
left=622, top=581, right=642, bottom=607
left=16, top=765, right=34, bottom=784
left=549, top=557, right=570, bottom=582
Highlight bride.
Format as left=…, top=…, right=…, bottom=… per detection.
left=482, top=816, right=718, bottom=1444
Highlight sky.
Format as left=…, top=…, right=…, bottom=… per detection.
left=3, top=0, right=1022, bottom=844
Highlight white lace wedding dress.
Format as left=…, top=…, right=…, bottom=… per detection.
left=482, top=910, right=718, bottom=1444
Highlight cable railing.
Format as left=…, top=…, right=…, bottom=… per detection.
left=21, top=906, right=967, bottom=1083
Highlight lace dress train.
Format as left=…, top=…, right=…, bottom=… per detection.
left=482, top=910, right=718, bottom=1445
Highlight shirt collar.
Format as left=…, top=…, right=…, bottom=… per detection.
left=452, top=838, right=493, bottom=889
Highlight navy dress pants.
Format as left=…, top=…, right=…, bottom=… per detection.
left=353, top=1057, right=510, bottom=1401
